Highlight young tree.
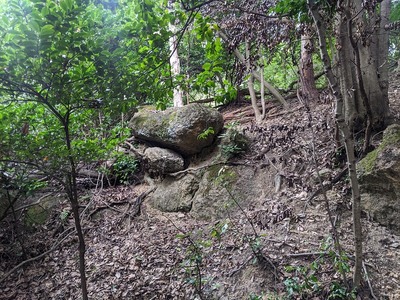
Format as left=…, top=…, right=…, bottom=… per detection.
left=306, top=0, right=392, bottom=290
left=273, top=1, right=321, bottom=103
left=0, top=1, right=137, bottom=297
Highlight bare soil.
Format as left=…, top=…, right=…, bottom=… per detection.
left=1, top=78, right=400, bottom=299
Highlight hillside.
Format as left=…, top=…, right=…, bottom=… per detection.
left=1, top=84, right=400, bottom=299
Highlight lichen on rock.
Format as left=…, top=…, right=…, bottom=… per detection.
left=129, top=103, right=224, bottom=156
left=358, top=124, right=400, bottom=233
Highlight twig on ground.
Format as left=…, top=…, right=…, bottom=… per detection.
left=228, top=256, right=253, bottom=277
left=124, top=141, right=144, bottom=159
left=267, top=105, right=303, bottom=118
left=363, top=261, right=378, bottom=300
left=169, top=162, right=225, bottom=178
left=285, top=251, right=326, bottom=258
left=89, top=200, right=128, bottom=218
left=118, top=187, right=156, bottom=226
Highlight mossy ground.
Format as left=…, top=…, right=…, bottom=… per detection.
left=207, top=165, right=238, bottom=188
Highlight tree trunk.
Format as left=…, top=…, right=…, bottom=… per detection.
left=245, top=40, right=262, bottom=122
left=64, top=120, right=88, bottom=300
left=377, top=0, right=391, bottom=117
left=374, top=0, right=390, bottom=93
left=299, top=29, right=319, bottom=103
left=336, top=12, right=364, bottom=130
left=169, top=1, right=184, bottom=107
left=335, top=0, right=390, bottom=132
left=307, top=0, right=363, bottom=290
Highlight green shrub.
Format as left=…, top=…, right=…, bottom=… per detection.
left=112, top=155, right=139, bottom=185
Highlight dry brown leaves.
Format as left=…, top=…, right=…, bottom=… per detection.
left=2, top=88, right=400, bottom=299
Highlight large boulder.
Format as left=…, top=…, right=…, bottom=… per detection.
left=358, top=124, right=400, bottom=233
left=129, top=104, right=224, bottom=156
left=144, top=147, right=185, bottom=175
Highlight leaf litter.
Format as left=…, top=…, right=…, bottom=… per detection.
left=1, top=81, right=400, bottom=299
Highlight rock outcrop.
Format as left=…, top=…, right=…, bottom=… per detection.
left=144, top=147, right=185, bottom=174
left=129, top=103, right=224, bottom=156
left=150, top=164, right=275, bottom=220
left=358, top=124, right=400, bottom=233
left=151, top=174, right=199, bottom=213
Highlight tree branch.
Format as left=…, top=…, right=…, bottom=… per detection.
left=218, top=31, right=288, bottom=107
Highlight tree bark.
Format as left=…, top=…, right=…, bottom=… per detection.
left=259, top=59, right=266, bottom=119
left=336, top=11, right=363, bottom=130
left=335, top=0, right=390, bottom=131
left=63, top=115, right=88, bottom=300
left=377, top=0, right=390, bottom=114
left=245, top=41, right=262, bottom=122
left=299, top=28, right=319, bottom=103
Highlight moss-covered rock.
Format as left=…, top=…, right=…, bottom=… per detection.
left=24, top=205, right=50, bottom=227
left=358, top=124, right=400, bottom=233
left=144, top=147, right=185, bottom=175
left=149, top=163, right=274, bottom=221
left=358, top=124, right=400, bottom=175
left=191, top=165, right=268, bottom=220
left=129, top=103, right=224, bottom=156
left=150, top=174, right=199, bottom=213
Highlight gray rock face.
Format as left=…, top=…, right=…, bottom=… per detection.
left=129, top=104, right=224, bottom=156
left=144, top=147, right=184, bottom=174
left=190, top=165, right=259, bottom=220
left=150, top=164, right=274, bottom=220
left=358, top=124, right=400, bottom=233
left=151, top=174, right=199, bottom=212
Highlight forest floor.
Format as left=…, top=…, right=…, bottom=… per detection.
left=1, top=76, right=400, bottom=299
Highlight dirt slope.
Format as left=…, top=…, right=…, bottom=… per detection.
left=1, top=82, right=400, bottom=299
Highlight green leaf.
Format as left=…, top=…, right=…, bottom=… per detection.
left=176, top=233, right=187, bottom=239
left=29, top=20, right=40, bottom=32
left=40, top=24, right=54, bottom=36
left=60, top=0, right=68, bottom=12
left=41, top=6, right=49, bottom=16
left=202, top=62, right=211, bottom=71
left=213, top=66, right=223, bottom=73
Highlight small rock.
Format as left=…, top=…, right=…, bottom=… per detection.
left=144, top=147, right=185, bottom=174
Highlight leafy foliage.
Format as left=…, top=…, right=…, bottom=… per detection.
left=219, top=125, right=249, bottom=159
left=390, top=0, right=400, bottom=65
left=284, top=239, right=356, bottom=299
left=179, top=13, right=238, bottom=104
left=112, top=154, right=139, bottom=185
left=273, top=0, right=308, bottom=22
left=197, top=126, right=215, bottom=140
left=0, top=0, right=173, bottom=181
